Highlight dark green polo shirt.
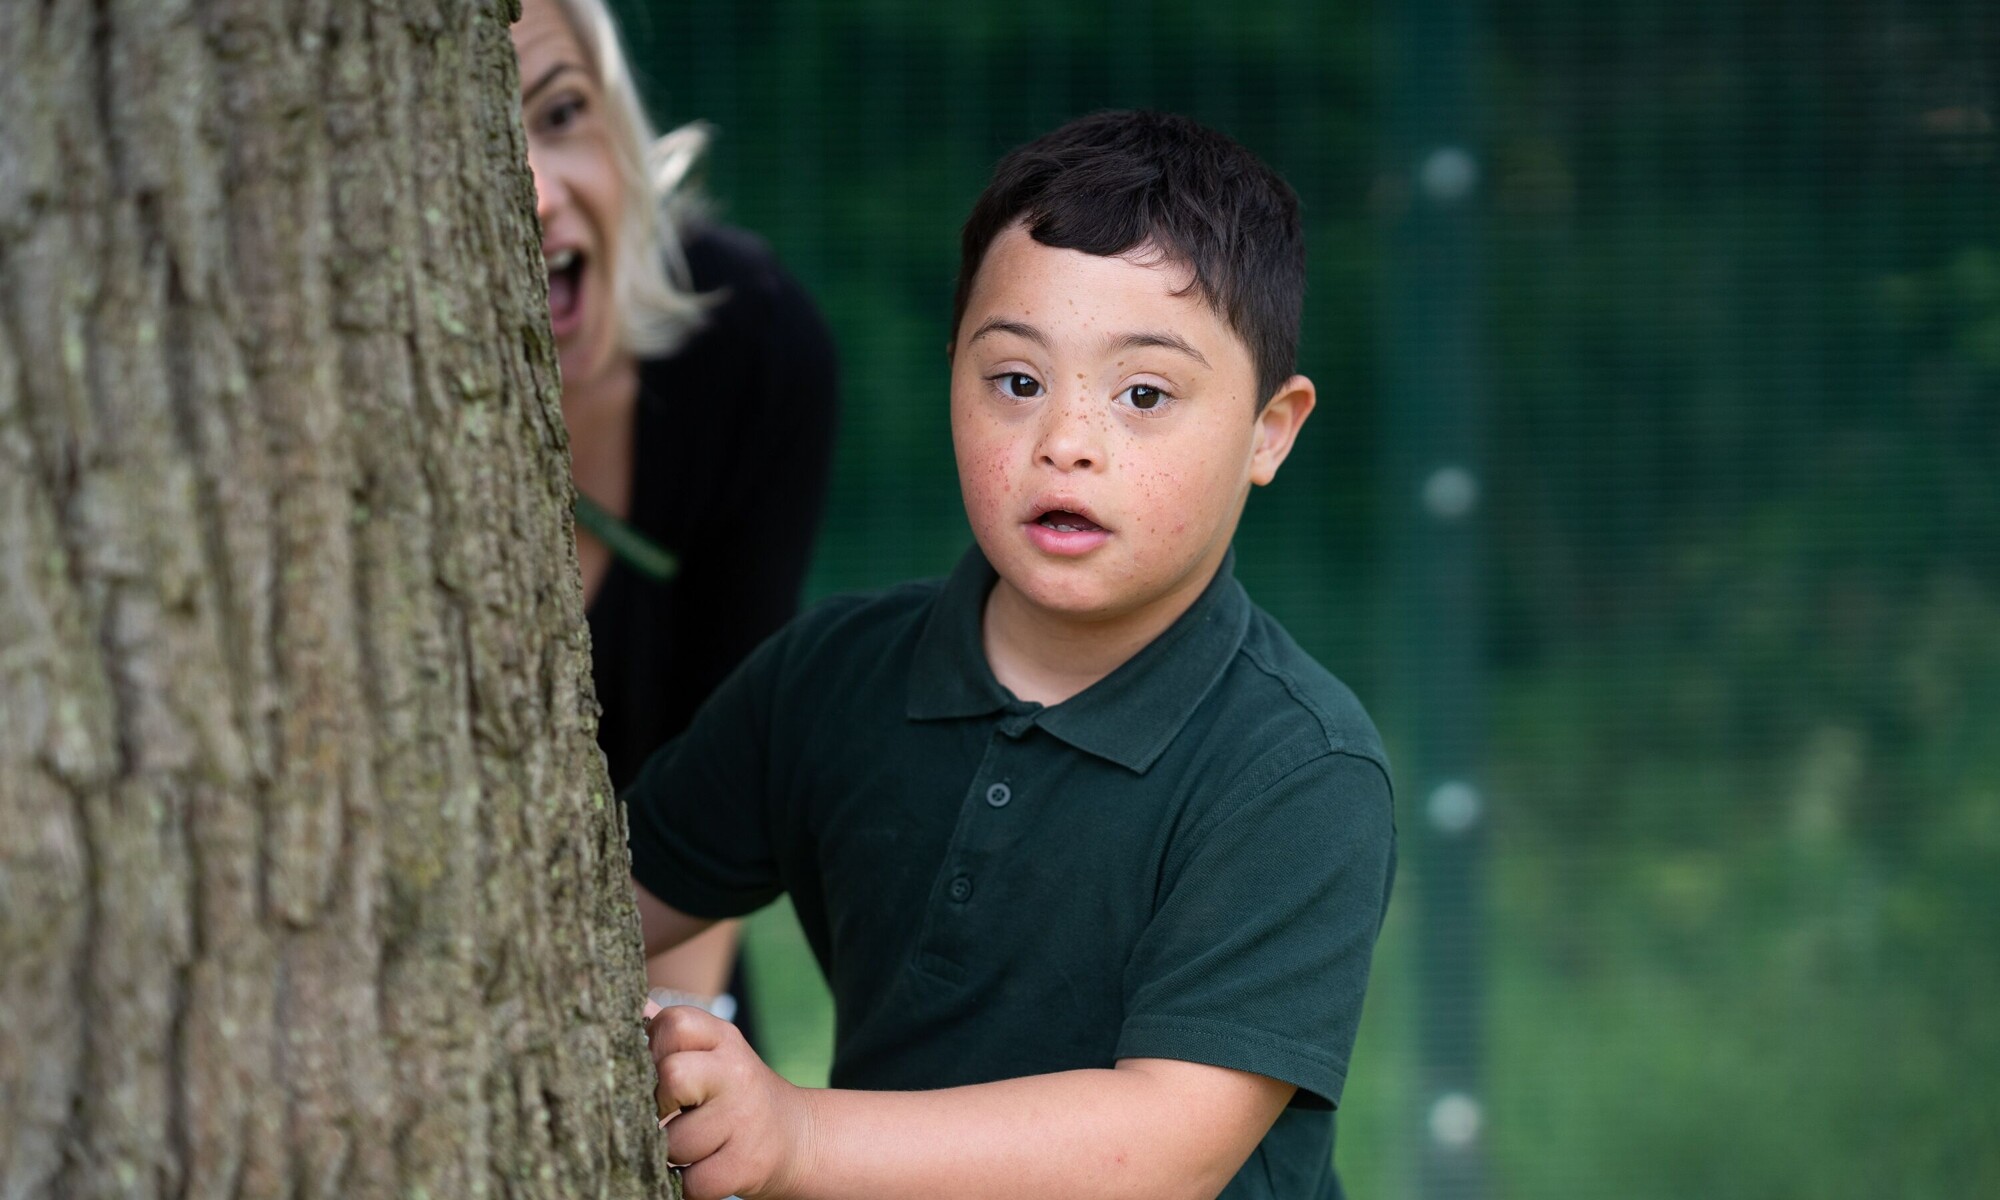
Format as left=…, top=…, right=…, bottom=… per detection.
left=626, top=546, right=1395, bottom=1199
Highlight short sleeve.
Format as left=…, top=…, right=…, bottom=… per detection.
left=1116, top=751, right=1396, bottom=1110
left=621, top=628, right=791, bottom=920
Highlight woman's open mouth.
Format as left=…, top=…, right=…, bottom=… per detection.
left=546, top=248, right=585, bottom=337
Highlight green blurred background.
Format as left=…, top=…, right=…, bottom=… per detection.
left=608, top=1, right=1999, bottom=1194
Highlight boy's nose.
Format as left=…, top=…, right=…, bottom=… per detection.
left=1035, top=393, right=1103, bottom=472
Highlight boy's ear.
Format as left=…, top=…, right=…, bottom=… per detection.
left=1249, top=374, right=1316, bottom=487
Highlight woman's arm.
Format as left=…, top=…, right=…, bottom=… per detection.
left=634, top=879, right=719, bottom=959
left=644, top=919, right=740, bottom=1002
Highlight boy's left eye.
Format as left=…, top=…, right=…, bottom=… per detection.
left=1121, top=384, right=1167, bottom=411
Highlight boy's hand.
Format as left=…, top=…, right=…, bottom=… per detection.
left=646, top=1003, right=819, bottom=1200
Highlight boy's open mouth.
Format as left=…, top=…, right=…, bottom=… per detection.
left=1035, top=510, right=1104, bottom=534
left=546, top=248, right=585, bottom=324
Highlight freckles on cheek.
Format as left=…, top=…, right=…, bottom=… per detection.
left=962, top=450, right=1013, bottom=525
left=1140, top=469, right=1188, bottom=534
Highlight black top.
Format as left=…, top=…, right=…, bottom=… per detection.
left=587, top=223, right=839, bottom=790
left=625, top=546, right=1397, bottom=1200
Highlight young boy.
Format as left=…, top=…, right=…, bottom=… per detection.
left=627, top=110, right=1395, bottom=1200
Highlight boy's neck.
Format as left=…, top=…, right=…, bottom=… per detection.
left=979, top=559, right=1223, bottom=708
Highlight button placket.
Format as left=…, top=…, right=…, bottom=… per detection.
left=911, top=729, right=1018, bottom=981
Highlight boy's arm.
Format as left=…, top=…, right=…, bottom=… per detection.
left=649, top=1006, right=1293, bottom=1200
left=634, top=879, right=720, bottom=958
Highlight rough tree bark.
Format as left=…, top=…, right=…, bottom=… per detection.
left=0, top=1, right=673, bottom=1197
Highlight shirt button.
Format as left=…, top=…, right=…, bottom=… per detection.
left=985, top=782, right=1012, bottom=808
left=948, top=874, right=974, bottom=902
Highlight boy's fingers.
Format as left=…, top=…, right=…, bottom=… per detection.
left=655, top=1045, right=730, bottom=1115
left=678, top=1155, right=745, bottom=1200
left=653, top=1068, right=684, bottom=1124
left=660, top=1103, right=729, bottom=1169
left=647, top=1008, right=731, bottom=1122
left=647, top=1004, right=732, bottom=1054
left=642, top=998, right=664, bottom=1021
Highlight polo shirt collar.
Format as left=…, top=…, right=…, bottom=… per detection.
left=906, top=543, right=1251, bottom=774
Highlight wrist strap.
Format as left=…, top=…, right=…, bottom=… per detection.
left=646, top=988, right=738, bottom=1023
left=575, top=493, right=679, bottom=582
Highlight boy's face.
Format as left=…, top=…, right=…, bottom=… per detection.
left=951, top=223, right=1312, bottom=629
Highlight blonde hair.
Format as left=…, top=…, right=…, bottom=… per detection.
left=549, top=0, right=711, bottom=358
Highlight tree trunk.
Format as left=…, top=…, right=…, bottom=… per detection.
left=0, top=2, right=673, bottom=1197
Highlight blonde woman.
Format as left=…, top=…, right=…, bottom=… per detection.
left=512, top=0, right=839, bottom=1043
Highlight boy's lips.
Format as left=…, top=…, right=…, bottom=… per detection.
left=1022, top=502, right=1111, bottom=556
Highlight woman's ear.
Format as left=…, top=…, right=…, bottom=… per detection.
left=1249, top=374, right=1316, bottom=486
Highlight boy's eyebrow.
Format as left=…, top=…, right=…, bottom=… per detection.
left=1110, top=330, right=1211, bottom=368
left=966, top=318, right=1050, bottom=349
left=967, top=320, right=1213, bottom=370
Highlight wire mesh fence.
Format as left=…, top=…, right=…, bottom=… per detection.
left=612, top=2, right=1999, bottom=1194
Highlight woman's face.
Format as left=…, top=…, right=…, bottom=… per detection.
left=513, top=0, right=627, bottom=392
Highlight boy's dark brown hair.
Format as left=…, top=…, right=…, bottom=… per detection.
left=951, top=109, right=1306, bottom=409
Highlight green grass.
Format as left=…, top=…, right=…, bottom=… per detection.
left=742, top=898, right=835, bottom=1089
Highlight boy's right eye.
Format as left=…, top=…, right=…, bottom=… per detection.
left=995, top=373, right=1043, bottom=399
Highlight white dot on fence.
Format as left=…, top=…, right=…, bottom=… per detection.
left=1427, top=780, right=1484, bottom=835
left=1419, top=146, right=1480, bottom=202
left=1428, top=1091, right=1484, bottom=1149
left=1422, top=465, right=1480, bottom=520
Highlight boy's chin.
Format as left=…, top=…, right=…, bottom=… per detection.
left=987, top=538, right=1233, bottom=630
left=991, top=562, right=1147, bottom=625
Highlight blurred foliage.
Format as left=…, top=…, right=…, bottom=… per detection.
left=611, top=0, right=1999, bottom=1195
